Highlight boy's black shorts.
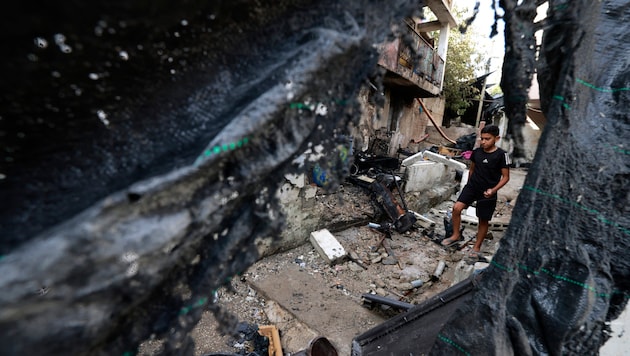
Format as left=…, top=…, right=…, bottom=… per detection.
left=457, top=185, right=497, bottom=221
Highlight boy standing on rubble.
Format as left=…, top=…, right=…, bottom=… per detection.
left=441, top=125, right=510, bottom=259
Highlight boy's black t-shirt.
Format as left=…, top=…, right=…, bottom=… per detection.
left=467, top=147, right=510, bottom=191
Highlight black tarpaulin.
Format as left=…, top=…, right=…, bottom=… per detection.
left=430, top=0, right=630, bottom=355
left=0, top=1, right=420, bottom=355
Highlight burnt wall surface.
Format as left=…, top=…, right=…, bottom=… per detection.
left=0, top=1, right=420, bottom=355
left=432, top=0, right=630, bottom=355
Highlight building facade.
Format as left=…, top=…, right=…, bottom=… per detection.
left=352, top=0, right=456, bottom=157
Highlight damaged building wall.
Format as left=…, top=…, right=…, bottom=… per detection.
left=262, top=173, right=374, bottom=257
left=422, top=96, right=446, bottom=127
left=353, top=86, right=434, bottom=157
left=352, top=86, right=386, bottom=154
left=259, top=173, right=319, bottom=256
left=385, top=91, right=429, bottom=157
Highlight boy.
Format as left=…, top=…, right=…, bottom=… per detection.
left=441, top=125, right=510, bottom=259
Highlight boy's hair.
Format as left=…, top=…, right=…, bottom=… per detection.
left=481, top=125, right=500, bottom=137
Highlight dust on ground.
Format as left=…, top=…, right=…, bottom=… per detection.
left=139, top=168, right=526, bottom=356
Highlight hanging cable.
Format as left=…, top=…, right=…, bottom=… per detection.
left=416, top=98, right=457, bottom=144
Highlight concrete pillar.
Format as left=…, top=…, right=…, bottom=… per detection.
left=437, top=23, right=450, bottom=90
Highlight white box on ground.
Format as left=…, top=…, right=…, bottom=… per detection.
left=401, top=151, right=425, bottom=167
left=310, top=229, right=347, bottom=265
left=422, top=150, right=467, bottom=171
left=404, top=161, right=449, bottom=193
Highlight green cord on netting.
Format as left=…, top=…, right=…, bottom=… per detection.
left=179, top=277, right=232, bottom=315
left=490, top=260, right=629, bottom=299
left=577, top=78, right=630, bottom=93
left=522, top=185, right=630, bottom=236
left=194, top=137, right=250, bottom=165
left=289, top=102, right=313, bottom=110
left=439, top=257, right=630, bottom=356
left=552, top=79, right=630, bottom=110
left=606, top=144, right=630, bottom=155
left=179, top=296, right=209, bottom=316
left=552, top=95, right=572, bottom=110
left=437, top=334, right=471, bottom=356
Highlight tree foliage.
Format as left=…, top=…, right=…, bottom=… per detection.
left=441, top=8, right=485, bottom=116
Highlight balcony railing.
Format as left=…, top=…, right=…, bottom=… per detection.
left=377, top=22, right=444, bottom=95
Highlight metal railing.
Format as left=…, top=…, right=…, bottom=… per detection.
left=378, top=21, right=445, bottom=91
left=404, top=22, right=444, bottom=87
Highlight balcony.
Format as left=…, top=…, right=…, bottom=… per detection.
left=377, top=21, right=444, bottom=96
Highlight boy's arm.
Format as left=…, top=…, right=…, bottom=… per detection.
left=483, top=167, right=509, bottom=198
left=468, top=162, right=475, bottom=180
left=489, top=167, right=510, bottom=196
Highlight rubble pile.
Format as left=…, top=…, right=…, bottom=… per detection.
left=172, top=169, right=525, bottom=355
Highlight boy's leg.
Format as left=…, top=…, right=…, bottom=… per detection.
left=473, top=219, right=489, bottom=252
left=474, top=196, right=498, bottom=252
left=442, top=201, right=467, bottom=245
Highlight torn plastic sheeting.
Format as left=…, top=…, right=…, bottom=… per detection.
left=431, top=0, right=630, bottom=355
left=0, top=0, right=422, bottom=354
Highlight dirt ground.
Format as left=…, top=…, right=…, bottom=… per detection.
left=139, top=168, right=527, bottom=356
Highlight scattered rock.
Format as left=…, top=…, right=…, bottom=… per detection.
left=371, top=256, right=383, bottom=264
left=373, top=277, right=386, bottom=288
left=348, top=262, right=365, bottom=272
left=349, top=251, right=360, bottom=261
left=381, top=256, right=398, bottom=265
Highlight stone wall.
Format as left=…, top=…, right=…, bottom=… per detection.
left=264, top=174, right=378, bottom=258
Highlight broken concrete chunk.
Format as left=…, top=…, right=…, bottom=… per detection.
left=381, top=257, right=398, bottom=265
left=349, top=251, right=360, bottom=261
left=284, top=173, right=305, bottom=188
left=371, top=256, right=383, bottom=264
left=348, top=262, right=365, bottom=272
left=309, top=229, right=347, bottom=266
left=278, top=182, right=300, bottom=203
left=373, top=277, right=386, bottom=288
left=303, top=185, right=317, bottom=200
left=411, top=211, right=436, bottom=228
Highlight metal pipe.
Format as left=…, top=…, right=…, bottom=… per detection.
left=416, top=98, right=457, bottom=144
left=390, top=170, right=408, bottom=211
left=431, top=260, right=446, bottom=281
left=361, top=293, right=414, bottom=311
